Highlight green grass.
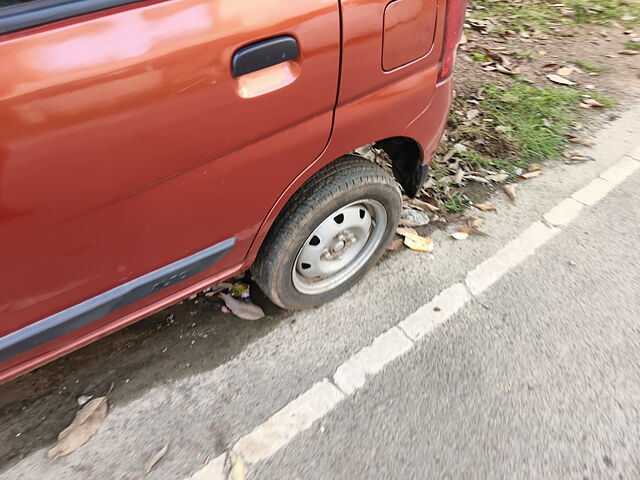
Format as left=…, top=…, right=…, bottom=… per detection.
left=571, top=60, right=607, bottom=73
left=481, top=82, right=583, bottom=161
left=469, top=0, right=640, bottom=34
left=513, top=50, right=535, bottom=60
left=589, top=92, right=617, bottom=108
left=442, top=192, right=469, bottom=213
left=458, top=149, right=524, bottom=173
left=469, top=51, right=490, bottom=62
left=625, top=40, right=640, bottom=51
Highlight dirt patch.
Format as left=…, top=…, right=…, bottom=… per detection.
left=0, top=288, right=288, bottom=471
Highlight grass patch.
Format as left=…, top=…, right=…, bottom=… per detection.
left=469, top=51, right=490, bottom=62
left=589, top=92, right=617, bottom=108
left=513, top=50, right=535, bottom=60
left=482, top=82, right=582, bottom=161
left=442, top=192, right=469, bottom=213
left=469, top=0, right=640, bottom=34
left=571, top=60, right=607, bottom=73
left=625, top=40, right=640, bottom=51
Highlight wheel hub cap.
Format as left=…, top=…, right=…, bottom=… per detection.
left=292, top=200, right=388, bottom=295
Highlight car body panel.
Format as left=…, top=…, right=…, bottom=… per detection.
left=0, top=0, right=456, bottom=383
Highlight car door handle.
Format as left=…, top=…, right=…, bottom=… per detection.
left=232, top=36, right=300, bottom=77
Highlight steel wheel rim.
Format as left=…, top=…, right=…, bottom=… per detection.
left=292, top=199, right=388, bottom=295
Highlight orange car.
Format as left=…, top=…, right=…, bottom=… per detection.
left=0, top=0, right=466, bottom=382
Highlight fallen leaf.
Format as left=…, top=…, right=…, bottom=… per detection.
left=453, top=168, right=465, bottom=183
left=408, top=198, right=440, bottom=213
left=519, top=170, right=542, bottom=180
left=503, top=183, right=517, bottom=203
left=465, top=175, right=491, bottom=184
left=568, top=137, right=595, bottom=146
left=48, top=396, right=109, bottom=460
left=387, top=238, right=404, bottom=251
left=144, top=443, right=169, bottom=474
left=396, top=226, right=418, bottom=237
left=546, top=74, right=576, bottom=86
left=527, top=163, right=542, bottom=172
left=486, top=172, right=509, bottom=182
left=467, top=216, right=484, bottom=227
left=207, top=282, right=234, bottom=296
left=556, top=67, right=574, bottom=76
left=219, top=294, right=264, bottom=321
left=445, top=213, right=466, bottom=223
left=618, top=49, right=639, bottom=55
left=581, top=98, right=606, bottom=108
left=228, top=455, right=246, bottom=480
left=538, top=50, right=546, bottom=55
left=458, top=226, right=489, bottom=236
left=403, top=233, right=434, bottom=252
left=474, top=203, right=498, bottom=211
left=451, top=231, right=469, bottom=240
left=466, top=109, right=480, bottom=120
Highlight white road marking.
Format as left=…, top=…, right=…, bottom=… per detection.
left=599, top=156, right=640, bottom=185
left=183, top=147, right=640, bottom=479
left=543, top=198, right=584, bottom=227
left=398, top=283, right=470, bottom=341
left=571, top=177, right=615, bottom=205
left=465, top=221, right=559, bottom=296
left=333, top=327, right=413, bottom=395
left=233, top=379, right=344, bottom=464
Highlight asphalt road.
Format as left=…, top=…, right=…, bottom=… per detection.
left=254, top=167, right=640, bottom=480
left=1, top=110, right=639, bottom=480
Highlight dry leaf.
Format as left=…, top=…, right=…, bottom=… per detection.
left=403, top=233, right=434, bottom=252
left=527, top=163, right=542, bottom=172
left=219, top=294, right=264, bottom=321
left=467, top=216, right=484, bottom=227
left=619, top=49, right=639, bottom=55
left=458, top=226, right=488, bottom=236
left=48, top=397, right=108, bottom=460
left=581, top=98, right=606, bottom=108
left=520, top=170, right=542, bottom=180
left=228, top=455, right=246, bottom=480
left=465, top=175, right=491, bottom=184
left=408, top=198, right=439, bottom=213
left=387, top=238, right=404, bottom=251
left=466, top=109, right=480, bottom=120
left=396, top=226, right=418, bottom=237
left=486, top=172, right=509, bottom=182
left=546, top=74, right=576, bottom=86
left=556, top=67, right=574, bottom=76
left=568, top=137, right=595, bottom=146
left=503, top=183, right=517, bottom=203
left=451, top=231, right=469, bottom=240
left=145, top=443, right=169, bottom=474
left=474, top=203, right=498, bottom=211
left=453, top=169, right=465, bottom=183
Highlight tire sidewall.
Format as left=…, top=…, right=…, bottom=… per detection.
left=271, top=180, right=400, bottom=309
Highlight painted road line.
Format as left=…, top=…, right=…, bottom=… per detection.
left=183, top=143, right=640, bottom=479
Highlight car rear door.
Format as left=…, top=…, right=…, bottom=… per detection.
left=0, top=0, right=340, bottom=349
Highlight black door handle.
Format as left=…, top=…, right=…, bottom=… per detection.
left=232, top=36, right=300, bottom=77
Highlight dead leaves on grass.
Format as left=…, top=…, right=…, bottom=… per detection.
left=546, top=74, right=576, bottom=86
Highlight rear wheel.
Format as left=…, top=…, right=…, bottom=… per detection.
left=252, top=155, right=401, bottom=310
